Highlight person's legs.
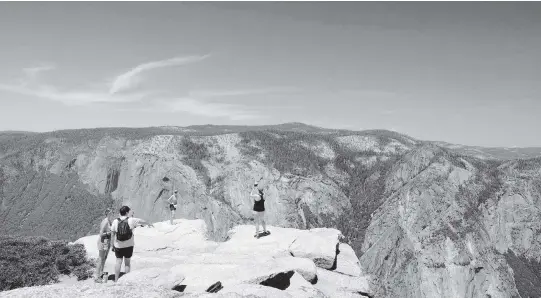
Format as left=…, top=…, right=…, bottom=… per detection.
left=114, top=257, right=123, bottom=282
left=95, top=250, right=105, bottom=280
left=122, top=247, right=134, bottom=276
left=254, top=212, right=261, bottom=236
left=170, top=205, right=175, bottom=225
left=99, top=250, right=108, bottom=276
left=103, top=247, right=109, bottom=263
left=101, top=246, right=110, bottom=277
left=124, top=258, right=131, bottom=274
left=261, top=211, right=267, bottom=233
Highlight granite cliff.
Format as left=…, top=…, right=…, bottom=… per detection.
left=1, top=124, right=540, bottom=297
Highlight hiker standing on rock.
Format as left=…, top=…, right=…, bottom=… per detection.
left=94, top=208, right=114, bottom=283
left=111, top=206, right=154, bottom=282
left=251, top=182, right=269, bottom=238
left=167, top=190, right=179, bottom=225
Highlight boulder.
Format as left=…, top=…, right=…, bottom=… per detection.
left=289, top=230, right=341, bottom=269
left=335, top=243, right=362, bottom=276
left=285, top=273, right=328, bottom=298
left=171, top=254, right=317, bottom=285
left=314, top=269, right=372, bottom=298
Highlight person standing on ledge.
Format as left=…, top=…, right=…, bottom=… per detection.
left=250, top=181, right=269, bottom=238
left=94, top=208, right=114, bottom=283
left=167, top=190, right=179, bottom=225
left=110, top=206, right=153, bottom=282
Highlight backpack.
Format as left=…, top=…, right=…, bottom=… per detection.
left=116, top=218, right=133, bottom=241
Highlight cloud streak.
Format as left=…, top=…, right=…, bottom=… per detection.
left=0, top=83, right=148, bottom=106
left=109, top=55, right=210, bottom=94
left=22, top=63, right=56, bottom=78
left=0, top=56, right=279, bottom=121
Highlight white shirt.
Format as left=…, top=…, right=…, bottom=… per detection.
left=111, top=216, right=143, bottom=248
left=168, top=194, right=178, bottom=205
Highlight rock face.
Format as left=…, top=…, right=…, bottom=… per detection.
left=1, top=219, right=371, bottom=297
left=360, top=147, right=541, bottom=298
left=2, top=125, right=541, bottom=297
left=0, top=130, right=359, bottom=241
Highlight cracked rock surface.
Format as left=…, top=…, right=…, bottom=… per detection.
left=0, top=219, right=370, bottom=297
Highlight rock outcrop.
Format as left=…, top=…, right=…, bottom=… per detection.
left=0, top=219, right=371, bottom=297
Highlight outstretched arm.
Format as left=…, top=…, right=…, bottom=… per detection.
left=137, top=219, right=154, bottom=228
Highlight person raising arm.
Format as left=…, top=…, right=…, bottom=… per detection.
left=167, top=190, right=179, bottom=225
left=110, top=206, right=153, bottom=282
left=251, top=182, right=268, bottom=238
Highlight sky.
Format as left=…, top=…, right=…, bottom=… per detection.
left=0, top=2, right=540, bottom=147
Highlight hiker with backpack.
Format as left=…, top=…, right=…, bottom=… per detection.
left=94, top=208, right=114, bottom=283
left=250, top=181, right=269, bottom=238
left=167, top=190, right=179, bottom=225
left=110, top=206, right=154, bottom=282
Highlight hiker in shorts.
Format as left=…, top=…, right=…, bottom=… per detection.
left=250, top=182, right=269, bottom=238
left=110, top=205, right=154, bottom=282
left=167, top=190, right=179, bottom=225
left=94, top=208, right=114, bottom=282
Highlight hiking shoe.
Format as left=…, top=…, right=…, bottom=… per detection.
left=206, top=281, right=223, bottom=293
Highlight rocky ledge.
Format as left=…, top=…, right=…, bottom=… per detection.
left=0, top=219, right=372, bottom=298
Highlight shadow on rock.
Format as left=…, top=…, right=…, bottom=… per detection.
left=260, top=270, right=295, bottom=290
left=107, top=272, right=126, bottom=281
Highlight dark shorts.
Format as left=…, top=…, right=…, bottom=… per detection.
left=253, top=203, right=265, bottom=212
left=169, top=204, right=177, bottom=211
left=115, top=246, right=134, bottom=259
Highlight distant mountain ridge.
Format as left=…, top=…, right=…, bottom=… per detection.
left=3, top=122, right=539, bottom=160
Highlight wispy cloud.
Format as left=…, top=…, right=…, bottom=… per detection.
left=189, top=86, right=300, bottom=98
left=1, top=56, right=279, bottom=121
left=109, top=55, right=210, bottom=94
left=22, top=63, right=56, bottom=78
left=0, top=83, right=148, bottom=106
left=1, top=62, right=148, bottom=105
left=165, top=98, right=262, bottom=121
